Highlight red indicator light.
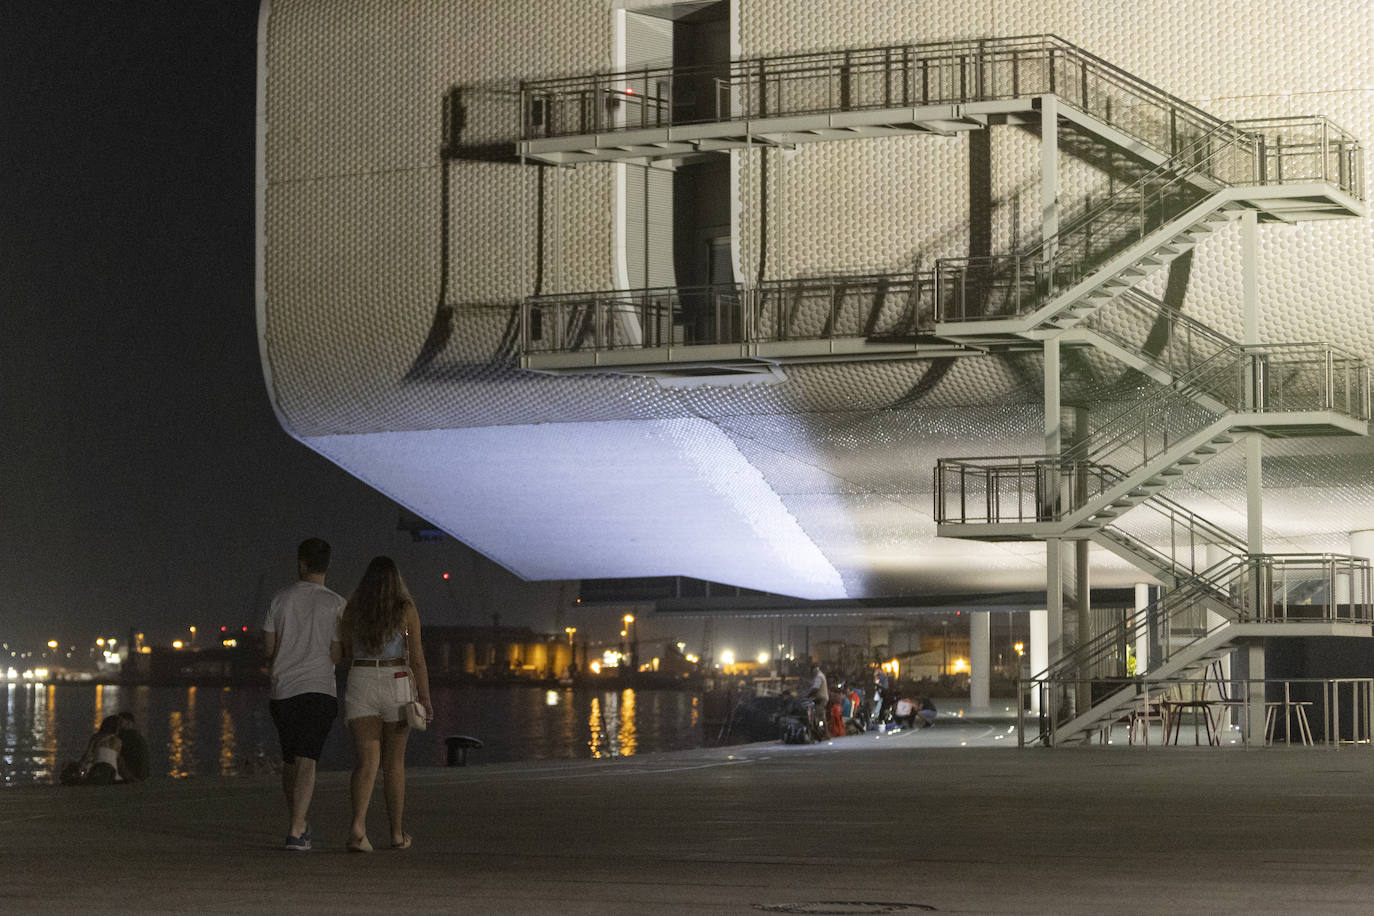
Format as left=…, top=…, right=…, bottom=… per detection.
left=443, top=572, right=450, bottom=580
left=625, top=87, right=634, bottom=94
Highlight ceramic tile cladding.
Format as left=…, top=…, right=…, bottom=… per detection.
left=262, top=0, right=617, bottom=435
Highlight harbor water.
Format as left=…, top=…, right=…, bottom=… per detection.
left=0, top=682, right=706, bottom=786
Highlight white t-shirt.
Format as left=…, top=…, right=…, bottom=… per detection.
left=263, top=580, right=345, bottom=700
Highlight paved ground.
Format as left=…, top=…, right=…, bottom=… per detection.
left=4, top=713, right=1373, bottom=915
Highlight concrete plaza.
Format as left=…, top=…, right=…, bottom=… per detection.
left=4, top=713, right=1373, bottom=914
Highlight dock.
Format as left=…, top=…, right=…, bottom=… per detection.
left=3, top=713, right=1373, bottom=914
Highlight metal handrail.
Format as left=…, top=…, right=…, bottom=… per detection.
left=1038, top=553, right=1374, bottom=685
left=1085, top=289, right=1237, bottom=380
left=1017, top=676, right=1374, bottom=748
left=933, top=340, right=1370, bottom=527
left=522, top=272, right=936, bottom=354
left=520, top=34, right=1250, bottom=154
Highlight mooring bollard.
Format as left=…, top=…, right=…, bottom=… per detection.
left=444, top=734, right=483, bottom=766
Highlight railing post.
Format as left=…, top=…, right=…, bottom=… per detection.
left=1326, top=348, right=1334, bottom=410
left=1322, top=120, right=1330, bottom=185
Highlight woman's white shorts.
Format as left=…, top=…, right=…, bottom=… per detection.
left=344, top=666, right=413, bottom=722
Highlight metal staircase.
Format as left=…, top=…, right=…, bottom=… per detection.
left=1033, top=554, right=1374, bottom=745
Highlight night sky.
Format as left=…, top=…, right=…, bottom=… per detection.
left=2, top=1, right=566, bottom=651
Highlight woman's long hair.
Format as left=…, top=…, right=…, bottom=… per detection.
left=342, top=556, right=413, bottom=656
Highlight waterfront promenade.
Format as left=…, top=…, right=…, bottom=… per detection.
left=4, top=714, right=1373, bottom=914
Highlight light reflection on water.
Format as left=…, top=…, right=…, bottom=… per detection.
left=1, top=682, right=704, bottom=786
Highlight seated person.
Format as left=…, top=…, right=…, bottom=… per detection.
left=116, top=711, right=151, bottom=782
left=917, top=696, right=937, bottom=728
left=80, top=716, right=123, bottom=785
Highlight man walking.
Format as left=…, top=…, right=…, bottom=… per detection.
left=263, top=537, right=344, bottom=850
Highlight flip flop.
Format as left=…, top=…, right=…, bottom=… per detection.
left=346, top=835, right=373, bottom=853
left=390, top=832, right=412, bottom=850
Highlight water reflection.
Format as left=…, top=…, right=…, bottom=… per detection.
left=2, top=683, right=704, bottom=785
left=618, top=689, right=638, bottom=757
left=219, top=696, right=236, bottom=777
left=587, top=696, right=603, bottom=758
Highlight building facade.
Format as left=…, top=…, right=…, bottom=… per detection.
left=259, top=1, right=1374, bottom=739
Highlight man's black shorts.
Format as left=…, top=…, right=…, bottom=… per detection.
left=269, top=693, right=337, bottom=763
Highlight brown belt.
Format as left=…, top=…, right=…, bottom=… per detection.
left=351, top=658, right=405, bottom=667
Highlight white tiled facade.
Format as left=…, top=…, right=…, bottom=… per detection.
left=258, top=0, right=1373, bottom=599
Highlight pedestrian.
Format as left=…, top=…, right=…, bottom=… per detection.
left=115, top=711, right=150, bottom=782
left=263, top=537, right=345, bottom=851
left=340, top=556, right=433, bottom=853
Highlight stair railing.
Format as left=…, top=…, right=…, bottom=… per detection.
left=1083, top=288, right=1236, bottom=380
left=935, top=123, right=1248, bottom=322
left=934, top=342, right=1367, bottom=526
left=1094, top=493, right=1246, bottom=580
left=1029, top=553, right=1374, bottom=744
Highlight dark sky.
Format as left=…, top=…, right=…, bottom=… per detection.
left=2, top=1, right=565, bottom=651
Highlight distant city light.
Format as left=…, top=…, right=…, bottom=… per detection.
left=222, top=639, right=238, bottom=648
left=757, top=652, right=770, bottom=665
left=951, top=657, right=969, bottom=674
left=588, top=660, right=601, bottom=674
left=720, top=650, right=735, bottom=666
left=172, top=640, right=184, bottom=650
left=545, top=690, right=559, bottom=706
left=46, top=640, right=57, bottom=649
left=96, top=639, right=105, bottom=646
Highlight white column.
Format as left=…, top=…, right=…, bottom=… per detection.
left=1045, top=337, right=1063, bottom=663
left=1029, top=609, right=1049, bottom=714
left=1134, top=583, right=1150, bottom=674
left=1342, top=530, right=1374, bottom=610
left=1040, top=94, right=1060, bottom=256
left=1246, top=639, right=1266, bottom=743
left=970, top=611, right=990, bottom=709
left=1242, top=209, right=1264, bottom=555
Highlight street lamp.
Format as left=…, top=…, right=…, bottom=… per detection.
left=624, top=615, right=638, bottom=673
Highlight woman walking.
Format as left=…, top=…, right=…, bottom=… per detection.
left=341, top=556, right=433, bottom=851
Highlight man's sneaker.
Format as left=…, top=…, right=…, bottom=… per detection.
left=284, top=833, right=311, bottom=851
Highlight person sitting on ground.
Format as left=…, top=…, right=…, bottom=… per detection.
left=116, top=711, right=150, bottom=782
left=80, top=716, right=123, bottom=785
left=917, top=695, right=937, bottom=728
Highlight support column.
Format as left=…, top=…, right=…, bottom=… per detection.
left=1044, top=336, right=1064, bottom=667
left=1240, top=211, right=1267, bottom=744
left=1246, top=639, right=1266, bottom=744
left=1029, top=609, right=1049, bottom=714
left=1134, top=583, right=1150, bottom=674
left=970, top=611, right=990, bottom=709
left=1344, top=530, right=1374, bottom=611
left=1041, top=95, right=1059, bottom=252
left=1242, top=209, right=1263, bottom=554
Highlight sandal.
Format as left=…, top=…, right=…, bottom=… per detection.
left=346, top=835, right=373, bottom=853
left=390, top=832, right=412, bottom=850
